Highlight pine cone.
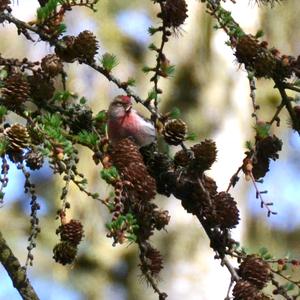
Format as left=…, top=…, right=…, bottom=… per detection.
left=74, top=30, right=98, bottom=62
left=4, top=124, right=29, bottom=153
left=252, top=135, right=282, bottom=180
left=25, top=150, right=44, bottom=170
left=111, top=138, right=144, bottom=170
left=213, top=192, right=240, bottom=229
left=256, top=135, right=282, bottom=160
left=191, top=139, right=217, bottom=171
left=152, top=209, right=170, bottom=230
left=111, top=138, right=156, bottom=201
left=163, top=119, right=187, bottom=146
left=252, top=156, right=270, bottom=180
left=55, top=35, right=77, bottom=63
left=239, top=255, right=271, bottom=289
left=143, top=245, right=164, bottom=277
left=253, top=49, right=276, bottom=78
left=1, top=73, right=30, bottom=110
left=41, top=54, right=63, bottom=77
left=121, top=163, right=157, bottom=201
left=27, top=74, right=55, bottom=102
left=203, top=175, right=218, bottom=197
left=160, top=0, right=188, bottom=29
left=58, top=219, right=84, bottom=246
left=185, top=175, right=218, bottom=216
left=236, top=35, right=259, bottom=65
left=53, top=241, right=77, bottom=265
left=142, top=150, right=173, bottom=196
left=232, top=280, right=260, bottom=300
left=174, top=149, right=192, bottom=167
left=0, top=0, right=11, bottom=12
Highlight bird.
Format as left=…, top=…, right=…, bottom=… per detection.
left=107, top=95, right=156, bottom=147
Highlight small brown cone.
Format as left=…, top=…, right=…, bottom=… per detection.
left=53, top=241, right=77, bottom=265
left=163, top=119, right=187, bottom=146
left=143, top=245, right=164, bottom=277
left=174, top=149, right=191, bottom=167
left=236, top=35, right=259, bottom=65
left=27, top=74, right=55, bottom=102
left=111, top=138, right=156, bottom=201
left=152, top=209, right=170, bottom=230
left=213, top=192, right=240, bottom=229
left=239, top=255, right=271, bottom=289
left=256, top=135, right=282, bottom=160
left=253, top=49, right=276, bottom=78
left=160, top=0, right=188, bottom=29
left=41, top=54, right=63, bottom=77
left=191, top=139, right=217, bottom=171
left=55, top=35, right=77, bottom=63
left=1, top=73, right=30, bottom=110
left=203, top=175, right=218, bottom=197
left=59, top=219, right=84, bottom=246
left=25, top=150, right=44, bottom=170
left=111, top=138, right=144, bottom=170
left=232, top=280, right=260, bottom=300
left=252, top=157, right=270, bottom=180
left=74, top=30, right=98, bottom=62
left=252, top=135, right=282, bottom=180
left=4, top=124, right=29, bottom=153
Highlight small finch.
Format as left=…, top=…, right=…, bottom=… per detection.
left=107, top=95, right=156, bottom=147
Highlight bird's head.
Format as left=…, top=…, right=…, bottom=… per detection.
left=108, top=95, right=133, bottom=119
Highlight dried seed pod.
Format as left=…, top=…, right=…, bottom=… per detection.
left=163, top=119, right=187, bottom=146
left=25, top=150, right=44, bottom=170
left=1, top=73, right=30, bottom=110
left=27, top=74, right=55, bottom=102
left=55, top=35, right=77, bottom=63
left=203, top=175, right=218, bottom=197
left=58, top=219, right=84, bottom=246
left=213, top=192, right=240, bottom=229
left=53, top=241, right=77, bottom=265
left=41, top=54, right=63, bottom=77
left=239, top=255, right=271, bottom=289
left=152, top=209, right=170, bottom=230
left=4, top=124, right=29, bottom=153
left=232, top=280, right=260, bottom=300
left=143, top=245, right=164, bottom=277
left=236, top=35, right=259, bottom=65
left=252, top=135, right=282, bottom=180
left=191, top=139, right=217, bottom=171
left=174, top=149, right=191, bottom=167
left=111, top=138, right=156, bottom=201
left=253, top=49, right=276, bottom=78
left=256, top=135, right=282, bottom=161
left=74, top=30, right=98, bottom=62
left=160, top=0, right=188, bottom=29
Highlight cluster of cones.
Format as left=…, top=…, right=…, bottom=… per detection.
left=235, top=34, right=300, bottom=80
left=107, top=138, right=171, bottom=276
left=233, top=255, right=271, bottom=300
left=53, top=219, right=84, bottom=265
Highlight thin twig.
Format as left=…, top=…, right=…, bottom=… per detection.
left=248, top=74, right=259, bottom=123
left=250, top=173, right=277, bottom=217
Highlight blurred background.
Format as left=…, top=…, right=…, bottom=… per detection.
left=0, top=0, right=300, bottom=299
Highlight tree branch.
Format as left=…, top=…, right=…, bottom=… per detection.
left=0, top=231, right=40, bottom=300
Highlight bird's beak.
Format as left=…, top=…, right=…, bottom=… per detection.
left=125, top=104, right=132, bottom=113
